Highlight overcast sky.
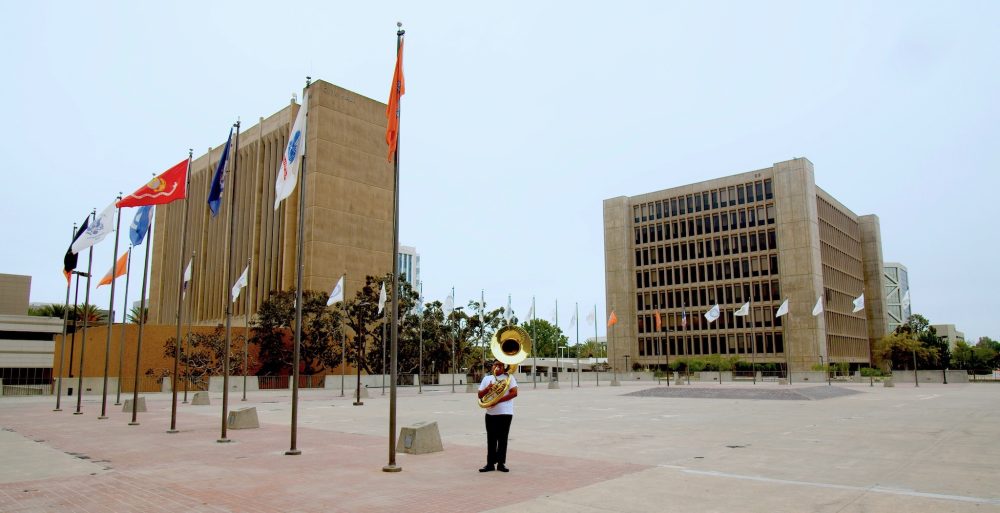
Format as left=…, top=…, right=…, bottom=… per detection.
left=1, top=1, right=997, bottom=343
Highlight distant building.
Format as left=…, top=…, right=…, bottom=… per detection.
left=0, top=274, right=63, bottom=388
left=932, top=324, right=965, bottom=351
left=397, top=245, right=420, bottom=292
left=603, top=158, right=888, bottom=373
left=884, top=262, right=911, bottom=333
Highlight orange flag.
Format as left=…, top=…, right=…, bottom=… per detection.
left=607, top=311, right=618, bottom=327
left=385, top=37, right=405, bottom=162
left=654, top=311, right=662, bottom=331
left=97, top=249, right=129, bottom=288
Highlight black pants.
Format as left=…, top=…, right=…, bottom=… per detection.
left=484, top=414, right=513, bottom=467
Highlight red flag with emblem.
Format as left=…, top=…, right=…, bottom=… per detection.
left=117, top=159, right=188, bottom=208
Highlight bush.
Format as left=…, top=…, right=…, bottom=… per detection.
left=860, top=367, right=885, bottom=377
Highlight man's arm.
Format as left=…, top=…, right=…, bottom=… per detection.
left=477, top=376, right=492, bottom=399
left=495, top=386, right=517, bottom=404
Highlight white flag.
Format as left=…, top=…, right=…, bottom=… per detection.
left=527, top=303, right=535, bottom=320
left=274, top=91, right=309, bottom=210
left=377, top=282, right=387, bottom=314
left=231, top=265, right=249, bottom=303
left=812, top=296, right=823, bottom=316
left=704, top=304, right=720, bottom=323
left=775, top=299, right=789, bottom=318
left=71, top=202, right=117, bottom=254
left=550, top=307, right=558, bottom=324
left=901, top=290, right=910, bottom=309
left=182, top=258, right=193, bottom=299
left=327, top=275, right=344, bottom=306
left=586, top=310, right=595, bottom=325
left=852, top=293, right=865, bottom=313
left=443, top=293, right=454, bottom=316
left=569, top=310, right=577, bottom=329
left=734, top=302, right=749, bottom=317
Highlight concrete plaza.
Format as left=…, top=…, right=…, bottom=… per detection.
left=1, top=379, right=998, bottom=512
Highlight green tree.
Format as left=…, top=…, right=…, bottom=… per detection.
left=160, top=327, right=248, bottom=388
left=519, top=318, right=567, bottom=358
left=875, top=332, right=939, bottom=371
left=252, top=289, right=346, bottom=375
left=127, top=305, right=147, bottom=324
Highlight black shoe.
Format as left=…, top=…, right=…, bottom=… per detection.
left=479, top=465, right=495, bottom=472
left=497, top=465, right=509, bottom=472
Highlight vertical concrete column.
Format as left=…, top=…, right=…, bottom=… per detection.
left=603, top=196, right=635, bottom=373
left=771, top=158, right=827, bottom=370
left=859, top=215, right=889, bottom=349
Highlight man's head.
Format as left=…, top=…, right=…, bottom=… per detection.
left=491, top=360, right=506, bottom=376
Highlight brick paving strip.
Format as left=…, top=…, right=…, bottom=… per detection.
left=0, top=397, right=646, bottom=513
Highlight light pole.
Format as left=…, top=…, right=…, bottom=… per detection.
left=353, top=301, right=368, bottom=406
left=451, top=306, right=464, bottom=393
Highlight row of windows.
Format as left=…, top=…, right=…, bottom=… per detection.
left=634, top=205, right=776, bottom=245
left=637, top=256, right=780, bottom=290
left=636, top=331, right=785, bottom=357
left=638, top=281, right=783, bottom=312
left=633, top=179, right=774, bottom=223
left=636, top=230, right=778, bottom=267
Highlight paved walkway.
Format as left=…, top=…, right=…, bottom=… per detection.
left=1, top=380, right=998, bottom=512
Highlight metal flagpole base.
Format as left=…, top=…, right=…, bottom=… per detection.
left=217, top=438, right=231, bottom=443
left=128, top=422, right=140, bottom=426
left=166, top=429, right=179, bottom=434
left=114, top=402, right=122, bottom=406
left=53, top=409, right=62, bottom=412
left=382, top=464, right=402, bottom=473
left=98, top=416, right=108, bottom=420
left=73, top=412, right=83, bottom=415
left=285, top=449, right=301, bottom=456
left=353, top=401, right=364, bottom=406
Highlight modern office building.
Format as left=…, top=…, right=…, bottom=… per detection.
left=398, top=245, right=420, bottom=292
left=931, top=324, right=965, bottom=350
left=147, top=80, right=396, bottom=325
left=884, top=262, right=911, bottom=333
left=603, top=158, right=888, bottom=373
left=0, top=274, right=63, bottom=388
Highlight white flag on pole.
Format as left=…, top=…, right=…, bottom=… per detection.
left=812, top=296, right=823, bottom=316
left=327, top=275, right=344, bottom=306
left=775, top=299, right=790, bottom=318
left=71, top=202, right=117, bottom=254
left=586, top=310, right=595, bottom=325
left=704, top=304, right=720, bottom=323
left=377, top=282, right=387, bottom=314
left=231, top=265, right=249, bottom=303
left=734, top=302, right=750, bottom=317
left=443, top=293, right=454, bottom=316
left=569, top=310, right=577, bottom=329
left=182, top=258, right=193, bottom=299
left=274, top=91, right=309, bottom=210
left=852, top=293, right=865, bottom=313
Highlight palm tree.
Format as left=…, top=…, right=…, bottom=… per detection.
left=74, top=304, right=107, bottom=324
left=127, top=305, right=148, bottom=324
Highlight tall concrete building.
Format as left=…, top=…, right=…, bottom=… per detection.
left=0, top=274, right=63, bottom=387
left=884, top=262, right=911, bottom=333
left=603, top=158, right=888, bottom=373
left=397, top=245, right=420, bottom=292
left=148, top=80, right=395, bottom=325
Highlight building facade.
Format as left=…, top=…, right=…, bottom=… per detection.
left=931, top=324, right=965, bottom=351
left=148, top=81, right=396, bottom=326
left=0, top=274, right=63, bottom=388
left=603, top=158, right=888, bottom=373
left=883, top=262, right=911, bottom=333
left=397, top=245, right=420, bottom=292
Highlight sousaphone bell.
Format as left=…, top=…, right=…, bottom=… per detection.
left=478, top=325, right=532, bottom=409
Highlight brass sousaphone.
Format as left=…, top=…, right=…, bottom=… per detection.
left=478, top=325, right=532, bottom=409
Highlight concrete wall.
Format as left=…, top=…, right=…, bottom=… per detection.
left=0, top=274, right=30, bottom=315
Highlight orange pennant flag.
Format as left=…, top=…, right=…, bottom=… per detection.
left=97, top=250, right=129, bottom=288
left=385, top=37, right=405, bottom=162
left=654, top=311, right=662, bottom=332
left=607, top=311, right=618, bottom=328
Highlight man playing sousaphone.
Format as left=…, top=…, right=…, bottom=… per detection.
left=477, top=325, right=530, bottom=473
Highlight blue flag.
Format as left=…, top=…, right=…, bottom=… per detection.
left=130, top=205, right=152, bottom=246
left=208, top=128, right=233, bottom=217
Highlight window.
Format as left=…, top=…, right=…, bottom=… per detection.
left=711, top=191, right=718, bottom=209
left=702, top=192, right=710, bottom=211
left=764, top=179, right=773, bottom=199
left=749, top=234, right=758, bottom=252
left=671, top=198, right=678, bottom=216
left=720, top=188, right=729, bottom=205
left=655, top=202, right=662, bottom=219
left=713, top=214, right=720, bottom=232
left=768, top=230, right=777, bottom=250
left=633, top=206, right=640, bottom=223
left=686, top=195, right=693, bottom=213
left=634, top=228, right=640, bottom=244
left=748, top=208, right=756, bottom=227
left=721, top=212, right=729, bottom=231
left=755, top=182, right=763, bottom=202
left=739, top=210, right=747, bottom=229
left=766, top=205, right=776, bottom=225
left=737, top=186, right=745, bottom=205
left=728, top=186, right=736, bottom=206
left=635, top=250, right=641, bottom=266
left=770, top=255, right=779, bottom=274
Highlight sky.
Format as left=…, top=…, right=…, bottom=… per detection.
left=1, top=1, right=997, bottom=343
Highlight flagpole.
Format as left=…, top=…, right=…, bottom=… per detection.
left=480, top=289, right=485, bottom=376
left=69, top=271, right=81, bottom=379
left=219, top=120, right=242, bottom=443
left=342, top=272, right=348, bottom=397
left=417, top=281, right=422, bottom=394
left=381, top=305, right=386, bottom=395
left=575, top=302, right=580, bottom=388
left=531, top=296, right=536, bottom=389
left=183, top=250, right=195, bottom=403
left=115, top=245, right=133, bottom=405
left=554, top=299, right=559, bottom=383
left=287, top=80, right=309, bottom=456
left=99, top=199, right=123, bottom=419
left=783, top=301, right=791, bottom=385
left=54, top=223, right=77, bottom=412
left=168, top=150, right=193, bottom=432
left=451, top=286, right=456, bottom=394
left=243, top=256, right=250, bottom=401
left=74, top=209, right=96, bottom=415
left=129, top=208, right=153, bottom=426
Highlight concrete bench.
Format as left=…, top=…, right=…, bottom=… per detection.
left=122, top=397, right=146, bottom=412
left=192, top=391, right=211, bottom=405
left=227, top=407, right=259, bottom=429
left=396, top=421, right=443, bottom=454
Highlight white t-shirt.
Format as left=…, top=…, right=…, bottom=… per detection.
left=479, top=374, right=517, bottom=416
